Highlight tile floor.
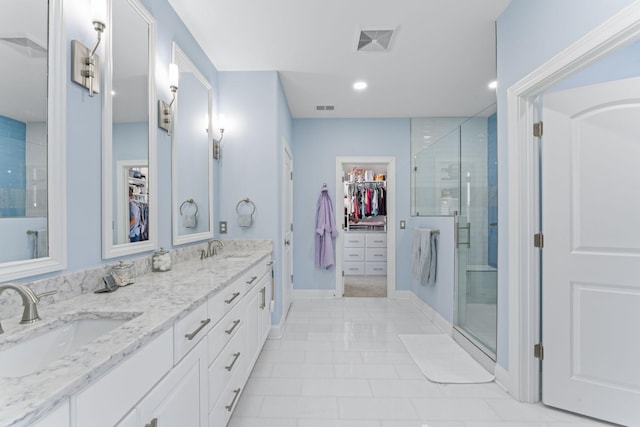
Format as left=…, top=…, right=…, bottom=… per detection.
left=229, top=297, right=612, bottom=427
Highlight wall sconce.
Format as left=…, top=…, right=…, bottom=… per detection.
left=158, top=63, right=179, bottom=135
left=213, top=115, right=225, bottom=159
left=71, top=3, right=106, bottom=96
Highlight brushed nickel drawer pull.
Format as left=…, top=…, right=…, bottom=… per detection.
left=246, top=275, right=258, bottom=284
left=185, top=318, right=211, bottom=340
left=225, top=388, right=241, bottom=412
left=225, top=319, right=241, bottom=335
left=225, top=352, right=241, bottom=371
left=260, top=287, right=266, bottom=309
left=225, top=292, right=240, bottom=304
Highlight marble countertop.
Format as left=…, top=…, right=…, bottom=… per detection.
left=0, top=243, right=272, bottom=427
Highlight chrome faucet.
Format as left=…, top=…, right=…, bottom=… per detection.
left=208, top=239, right=224, bottom=257
left=0, top=283, right=55, bottom=334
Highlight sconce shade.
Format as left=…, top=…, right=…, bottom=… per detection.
left=91, top=0, right=107, bottom=25
left=169, top=63, right=179, bottom=89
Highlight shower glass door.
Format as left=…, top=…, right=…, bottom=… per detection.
left=454, top=106, right=498, bottom=358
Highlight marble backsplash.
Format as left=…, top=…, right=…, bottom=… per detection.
left=0, top=239, right=272, bottom=320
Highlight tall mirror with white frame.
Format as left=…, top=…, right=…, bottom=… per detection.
left=102, top=0, right=156, bottom=258
left=0, top=0, right=66, bottom=281
left=171, top=43, right=214, bottom=245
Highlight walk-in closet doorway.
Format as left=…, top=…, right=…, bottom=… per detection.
left=334, top=157, right=396, bottom=298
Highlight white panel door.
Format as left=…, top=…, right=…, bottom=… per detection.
left=542, top=76, right=640, bottom=426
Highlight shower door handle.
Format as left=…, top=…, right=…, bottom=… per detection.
left=456, top=221, right=471, bottom=248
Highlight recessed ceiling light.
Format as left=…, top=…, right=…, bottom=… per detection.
left=488, top=80, right=498, bottom=90
left=353, top=81, right=367, bottom=91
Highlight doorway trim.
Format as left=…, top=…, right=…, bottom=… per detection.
left=281, top=143, right=294, bottom=323
left=506, top=0, right=640, bottom=402
left=335, top=157, right=396, bottom=299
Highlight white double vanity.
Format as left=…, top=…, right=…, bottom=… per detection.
left=0, top=241, right=273, bottom=427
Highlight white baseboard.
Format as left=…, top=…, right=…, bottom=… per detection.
left=293, top=289, right=336, bottom=299
left=269, top=317, right=285, bottom=339
left=403, top=290, right=453, bottom=335
left=393, top=290, right=412, bottom=299
left=494, top=363, right=510, bottom=392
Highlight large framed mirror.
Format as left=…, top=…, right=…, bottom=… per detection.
left=102, top=0, right=156, bottom=258
left=0, top=0, right=66, bottom=281
left=171, top=43, right=214, bottom=245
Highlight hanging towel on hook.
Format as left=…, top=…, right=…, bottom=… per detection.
left=315, top=187, right=338, bottom=270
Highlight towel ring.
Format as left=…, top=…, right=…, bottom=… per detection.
left=236, top=198, right=256, bottom=215
left=179, top=198, right=199, bottom=216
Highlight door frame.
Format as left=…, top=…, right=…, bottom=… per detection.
left=281, top=143, right=294, bottom=320
left=506, top=0, right=640, bottom=402
left=335, top=156, right=396, bottom=298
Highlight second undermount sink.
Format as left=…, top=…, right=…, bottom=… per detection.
left=0, top=314, right=138, bottom=378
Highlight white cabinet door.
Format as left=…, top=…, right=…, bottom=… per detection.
left=138, top=338, right=208, bottom=427
left=73, top=329, right=173, bottom=427
left=258, top=279, right=271, bottom=343
left=244, top=285, right=260, bottom=374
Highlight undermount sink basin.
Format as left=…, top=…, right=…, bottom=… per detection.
left=222, top=253, right=252, bottom=258
left=0, top=315, right=137, bottom=378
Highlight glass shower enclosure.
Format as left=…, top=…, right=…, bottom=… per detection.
left=411, top=104, right=498, bottom=358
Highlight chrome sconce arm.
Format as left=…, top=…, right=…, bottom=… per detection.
left=159, top=64, right=179, bottom=135
left=71, top=19, right=106, bottom=96
left=213, top=128, right=224, bottom=160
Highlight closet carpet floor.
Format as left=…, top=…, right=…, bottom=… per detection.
left=229, top=297, right=611, bottom=427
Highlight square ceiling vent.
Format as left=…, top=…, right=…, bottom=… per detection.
left=0, top=34, right=47, bottom=58
left=356, top=28, right=395, bottom=52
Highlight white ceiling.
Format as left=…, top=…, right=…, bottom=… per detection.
left=168, top=0, right=511, bottom=119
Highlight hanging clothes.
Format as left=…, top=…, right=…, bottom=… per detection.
left=315, top=187, right=338, bottom=269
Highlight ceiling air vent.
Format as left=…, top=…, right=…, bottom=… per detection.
left=356, top=28, right=395, bottom=52
left=0, top=34, right=47, bottom=58
left=316, top=105, right=335, bottom=111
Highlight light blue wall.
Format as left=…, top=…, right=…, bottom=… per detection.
left=30, top=0, right=219, bottom=275
left=495, top=0, right=635, bottom=369
left=291, top=119, right=414, bottom=292
left=217, top=70, right=292, bottom=325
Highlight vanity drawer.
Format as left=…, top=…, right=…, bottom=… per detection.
left=365, top=262, right=387, bottom=276
left=208, top=300, right=244, bottom=364
left=344, top=247, right=364, bottom=262
left=209, top=326, right=244, bottom=411
left=209, top=372, right=245, bottom=427
left=343, top=262, right=365, bottom=275
left=242, top=262, right=270, bottom=294
left=344, top=233, right=365, bottom=248
left=366, top=247, right=387, bottom=262
left=174, top=301, right=211, bottom=363
left=208, top=279, right=244, bottom=327
left=74, top=328, right=173, bottom=427
left=365, top=233, right=387, bottom=248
